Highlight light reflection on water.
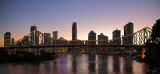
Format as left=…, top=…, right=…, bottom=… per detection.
left=0, top=54, right=147, bottom=74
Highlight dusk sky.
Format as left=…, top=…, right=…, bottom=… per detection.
left=0, top=0, right=160, bottom=47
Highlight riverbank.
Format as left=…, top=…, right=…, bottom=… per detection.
left=0, top=50, right=55, bottom=63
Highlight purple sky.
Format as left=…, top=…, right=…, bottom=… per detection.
left=0, top=0, right=160, bottom=47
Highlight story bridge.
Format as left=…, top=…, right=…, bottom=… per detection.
left=0, top=27, right=152, bottom=50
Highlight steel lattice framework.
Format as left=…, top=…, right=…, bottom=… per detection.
left=15, top=30, right=44, bottom=46
left=133, top=27, right=152, bottom=45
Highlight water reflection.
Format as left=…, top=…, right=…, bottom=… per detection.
left=72, top=54, right=77, bottom=74
left=113, top=55, right=120, bottom=73
left=0, top=54, right=148, bottom=74
left=53, top=60, right=58, bottom=74
left=123, top=56, right=133, bottom=74
left=88, top=54, right=96, bottom=74
left=98, top=55, right=108, bottom=74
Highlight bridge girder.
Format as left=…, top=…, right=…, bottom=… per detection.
left=133, top=27, right=152, bottom=45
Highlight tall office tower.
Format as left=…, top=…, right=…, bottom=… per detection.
left=30, top=26, right=39, bottom=45
left=112, top=29, right=121, bottom=45
left=98, top=33, right=108, bottom=45
left=72, top=22, right=77, bottom=40
left=4, top=32, right=11, bottom=47
left=88, top=30, right=96, bottom=45
left=52, top=31, right=58, bottom=45
left=30, top=26, right=37, bottom=33
left=123, top=22, right=134, bottom=45
left=11, top=38, right=14, bottom=46
left=53, top=31, right=58, bottom=40
left=44, top=33, right=51, bottom=45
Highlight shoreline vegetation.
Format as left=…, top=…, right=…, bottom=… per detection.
left=0, top=49, right=55, bottom=63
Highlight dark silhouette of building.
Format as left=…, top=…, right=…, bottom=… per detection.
left=11, top=38, right=14, bottom=46
left=98, top=33, right=108, bottom=45
left=72, top=22, right=77, bottom=40
left=30, top=26, right=37, bottom=32
left=123, top=22, right=134, bottom=45
left=57, top=37, right=68, bottom=45
left=4, top=32, right=11, bottom=47
left=44, top=33, right=51, bottom=45
left=53, top=31, right=58, bottom=40
left=52, top=31, right=58, bottom=45
left=87, top=30, right=96, bottom=45
left=112, top=29, right=121, bottom=45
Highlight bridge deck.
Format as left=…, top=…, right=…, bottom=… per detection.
left=0, top=45, right=146, bottom=49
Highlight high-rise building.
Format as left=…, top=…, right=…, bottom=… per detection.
left=123, top=22, right=134, bottom=45
left=4, top=32, right=11, bottom=47
left=52, top=31, right=58, bottom=45
left=53, top=31, right=58, bottom=40
left=112, top=29, right=121, bottom=45
left=30, top=26, right=39, bottom=45
left=98, top=33, right=108, bottom=45
left=88, top=30, right=96, bottom=45
left=44, top=33, right=51, bottom=45
left=72, top=22, right=77, bottom=40
left=30, top=26, right=37, bottom=33
left=11, top=38, right=14, bottom=46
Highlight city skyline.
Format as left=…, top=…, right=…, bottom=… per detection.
left=0, top=0, right=160, bottom=47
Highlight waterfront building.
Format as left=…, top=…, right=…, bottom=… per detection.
left=112, top=29, right=121, bottom=45
left=4, top=32, right=11, bottom=47
left=11, top=38, right=14, bottom=46
left=87, top=30, right=96, bottom=45
left=123, top=22, right=134, bottom=45
left=72, top=22, right=77, bottom=40
left=30, top=26, right=39, bottom=45
left=53, top=31, right=58, bottom=40
left=98, top=33, right=108, bottom=45
left=52, top=31, right=58, bottom=45
left=44, top=33, right=51, bottom=45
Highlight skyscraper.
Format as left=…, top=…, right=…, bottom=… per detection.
left=52, top=31, right=58, bottom=45
left=53, top=31, right=58, bottom=40
left=11, top=38, right=14, bottom=46
left=4, top=32, right=11, bottom=47
left=98, top=33, right=108, bottom=45
left=30, top=26, right=37, bottom=33
left=88, top=30, right=96, bottom=45
left=112, top=29, right=121, bottom=45
left=30, top=26, right=39, bottom=45
left=123, top=22, right=134, bottom=45
left=72, top=22, right=77, bottom=40
left=44, top=33, right=51, bottom=45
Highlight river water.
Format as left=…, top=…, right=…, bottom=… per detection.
left=0, top=54, right=147, bottom=74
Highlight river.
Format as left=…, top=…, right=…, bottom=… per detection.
left=0, top=54, right=147, bottom=74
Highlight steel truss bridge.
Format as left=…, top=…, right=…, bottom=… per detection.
left=1, top=27, right=152, bottom=50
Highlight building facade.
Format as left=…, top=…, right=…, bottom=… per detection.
left=52, top=31, right=58, bottom=45
left=87, top=30, right=96, bottom=45
left=123, top=22, right=134, bottom=45
left=44, top=33, right=51, bottom=45
left=112, top=29, right=121, bottom=45
left=30, top=26, right=39, bottom=45
left=4, top=32, right=11, bottom=47
left=53, top=31, right=58, bottom=40
left=98, top=33, right=108, bottom=45
left=72, top=22, right=77, bottom=40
